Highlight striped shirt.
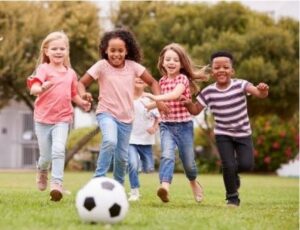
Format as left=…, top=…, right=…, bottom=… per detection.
left=159, top=74, right=192, bottom=122
left=196, top=79, right=252, bottom=137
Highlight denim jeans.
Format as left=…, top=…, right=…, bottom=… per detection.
left=215, top=135, right=254, bottom=198
left=95, top=113, right=132, bottom=185
left=128, top=144, right=154, bottom=189
left=35, top=122, right=69, bottom=183
left=159, top=121, right=197, bottom=183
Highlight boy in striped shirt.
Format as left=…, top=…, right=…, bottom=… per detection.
left=183, top=51, right=269, bottom=207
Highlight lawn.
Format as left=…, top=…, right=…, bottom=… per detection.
left=0, top=171, right=298, bottom=230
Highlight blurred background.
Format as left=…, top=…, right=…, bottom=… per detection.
left=0, top=0, right=298, bottom=176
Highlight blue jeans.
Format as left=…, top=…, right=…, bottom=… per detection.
left=128, top=144, right=154, bottom=189
left=35, top=122, right=69, bottom=183
left=159, top=121, right=197, bottom=183
left=95, top=113, right=132, bottom=185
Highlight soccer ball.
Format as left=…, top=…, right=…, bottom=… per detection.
left=75, top=177, right=129, bottom=224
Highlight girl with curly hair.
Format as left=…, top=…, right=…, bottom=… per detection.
left=78, top=28, right=168, bottom=185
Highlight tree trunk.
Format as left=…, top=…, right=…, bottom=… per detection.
left=65, top=126, right=100, bottom=167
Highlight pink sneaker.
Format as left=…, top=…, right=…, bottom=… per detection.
left=50, top=182, right=63, bottom=202
left=36, top=169, right=48, bottom=191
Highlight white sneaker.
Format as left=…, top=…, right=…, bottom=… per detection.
left=128, top=188, right=140, bottom=201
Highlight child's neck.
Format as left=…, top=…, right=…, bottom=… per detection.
left=134, top=88, right=144, bottom=99
left=49, top=62, right=66, bottom=71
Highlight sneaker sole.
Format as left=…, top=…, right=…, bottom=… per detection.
left=50, top=190, right=63, bottom=202
left=157, top=187, right=169, bottom=203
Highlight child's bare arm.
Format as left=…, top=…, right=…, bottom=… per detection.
left=180, top=95, right=204, bottom=115
left=143, top=84, right=185, bottom=101
left=30, top=81, right=53, bottom=96
left=147, top=116, right=160, bottom=135
left=78, top=73, right=94, bottom=102
left=246, top=82, right=269, bottom=98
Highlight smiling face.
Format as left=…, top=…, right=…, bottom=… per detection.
left=211, top=56, right=235, bottom=89
left=105, top=38, right=127, bottom=68
left=45, top=38, right=68, bottom=66
left=162, top=49, right=181, bottom=78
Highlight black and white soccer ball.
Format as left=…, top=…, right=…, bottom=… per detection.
left=75, top=177, right=129, bottom=224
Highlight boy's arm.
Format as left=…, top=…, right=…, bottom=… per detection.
left=246, top=82, right=269, bottom=98
left=180, top=95, right=204, bottom=115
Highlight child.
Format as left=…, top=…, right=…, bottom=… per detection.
left=77, top=28, right=168, bottom=186
left=182, top=51, right=269, bottom=207
left=143, top=43, right=207, bottom=203
left=29, top=31, right=91, bottom=201
left=128, top=77, right=160, bottom=201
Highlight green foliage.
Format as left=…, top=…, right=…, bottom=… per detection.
left=0, top=2, right=100, bottom=110
left=0, top=172, right=298, bottom=230
left=67, top=126, right=101, bottom=151
left=251, top=114, right=299, bottom=172
left=114, top=1, right=299, bottom=118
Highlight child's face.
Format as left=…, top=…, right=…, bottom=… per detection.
left=211, top=57, right=234, bottom=88
left=106, top=38, right=128, bottom=68
left=134, top=77, right=146, bottom=90
left=45, top=39, right=68, bottom=66
left=162, top=49, right=181, bottom=77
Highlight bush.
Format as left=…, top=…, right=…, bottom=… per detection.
left=251, top=114, right=299, bottom=172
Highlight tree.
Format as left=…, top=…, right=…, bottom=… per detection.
left=114, top=1, right=299, bottom=119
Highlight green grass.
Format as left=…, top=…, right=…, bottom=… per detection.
left=0, top=171, right=298, bottom=230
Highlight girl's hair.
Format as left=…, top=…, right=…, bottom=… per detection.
left=36, top=31, right=71, bottom=68
left=99, top=28, right=142, bottom=63
left=157, top=43, right=209, bottom=93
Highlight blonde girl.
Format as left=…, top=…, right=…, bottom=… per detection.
left=29, top=31, right=90, bottom=201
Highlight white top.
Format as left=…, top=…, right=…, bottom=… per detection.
left=129, top=97, right=159, bottom=145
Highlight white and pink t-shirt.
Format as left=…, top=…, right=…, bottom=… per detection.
left=33, top=63, right=78, bottom=124
left=87, top=59, right=146, bottom=123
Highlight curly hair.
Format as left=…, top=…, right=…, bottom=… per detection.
left=99, top=28, right=142, bottom=63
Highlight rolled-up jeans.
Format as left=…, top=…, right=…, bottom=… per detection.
left=35, top=122, right=69, bottom=183
left=95, top=113, right=132, bottom=185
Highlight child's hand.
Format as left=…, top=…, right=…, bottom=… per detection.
left=80, top=100, right=91, bottom=112
left=146, top=127, right=156, bottom=135
left=142, top=92, right=155, bottom=100
left=179, top=95, right=192, bottom=105
left=41, top=81, right=54, bottom=91
left=256, top=83, right=269, bottom=92
left=81, top=92, right=93, bottom=103
left=156, top=101, right=170, bottom=116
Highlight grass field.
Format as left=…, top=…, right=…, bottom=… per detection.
left=0, top=171, right=298, bottom=230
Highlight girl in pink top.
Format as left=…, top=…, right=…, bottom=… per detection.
left=78, top=28, right=168, bottom=186
left=29, top=31, right=90, bottom=201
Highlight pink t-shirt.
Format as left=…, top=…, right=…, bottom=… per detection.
left=33, top=63, right=78, bottom=124
left=87, top=59, right=146, bottom=123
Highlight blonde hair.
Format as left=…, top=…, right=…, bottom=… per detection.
left=157, top=43, right=210, bottom=94
left=36, top=31, right=71, bottom=68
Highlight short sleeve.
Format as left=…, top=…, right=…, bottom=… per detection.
left=87, top=60, right=103, bottom=80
